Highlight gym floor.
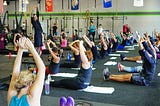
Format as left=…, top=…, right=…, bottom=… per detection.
left=0, top=42, right=160, bottom=106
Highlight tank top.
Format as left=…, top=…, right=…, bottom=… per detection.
left=61, top=39, right=67, bottom=48
left=49, top=58, right=60, bottom=74
left=74, top=54, right=81, bottom=66
left=9, top=94, right=29, bottom=106
left=76, top=67, right=92, bottom=85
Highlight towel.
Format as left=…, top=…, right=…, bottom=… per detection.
left=79, top=85, right=115, bottom=94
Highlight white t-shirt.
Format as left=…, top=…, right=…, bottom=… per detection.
left=98, top=27, right=103, bottom=35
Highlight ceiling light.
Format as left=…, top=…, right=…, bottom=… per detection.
left=3, top=1, right=7, bottom=5
left=25, top=0, right=29, bottom=4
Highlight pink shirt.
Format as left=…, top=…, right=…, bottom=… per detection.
left=61, top=39, right=67, bottom=48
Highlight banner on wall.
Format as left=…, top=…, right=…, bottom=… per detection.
left=0, top=0, right=4, bottom=14
left=103, top=0, right=112, bottom=8
left=134, top=0, right=143, bottom=7
left=71, top=0, right=79, bottom=10
left=46, top=0, right=53, bottom=12
left=19, top=0, right=27, bottom=12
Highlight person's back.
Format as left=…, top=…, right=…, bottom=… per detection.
left=9, top=94, right=29, bottom=106
left=7, top=37, right=45, bottom=106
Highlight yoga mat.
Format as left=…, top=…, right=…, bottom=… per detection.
left=136, top=60, right=143, bottom=63
left=71, top=67, right=96, bottom=71
left=49, top=73, right=77, bottom=78
left=108, top=54, right=120, bottom=57
left=79, top=85, right=115, bottom=94
left=134, top=44, right=139, bottom=47
left=5, top=54, right=17, bottom=57
left=104, top=61, right=117, bottom=66
left=110, top=57, right=117, bottom=60
left=125, top=46, right=135, bottom=50
left=116, top=51, right=129, bottom=53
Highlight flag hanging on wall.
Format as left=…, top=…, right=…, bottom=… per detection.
left=103, top=0, right=112, bottom=8
left=71, top=0, right=79, bottom=10
left=134, top=0, right=144, bottom=7
left=46, top=0, right=53, bottom=12
left=0, top=0, right=4, bottom=14
left=19, top=0, right=27, bottom=12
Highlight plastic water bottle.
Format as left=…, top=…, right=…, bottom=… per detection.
left=33, top=68, right=37, bottom=79
left=67, top=52, right=71, bottom=61
left=45, top=79, right=50, bottom=95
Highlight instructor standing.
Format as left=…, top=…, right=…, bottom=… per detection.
left=31, top=7, right=43, bottom=55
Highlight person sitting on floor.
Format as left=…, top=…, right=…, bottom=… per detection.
left=47, top=39, right=60, bottom=74
left=103, top=36, right=157, bottom=86
left=60, top=40, right=81, bottom=68
left=50, top=40, right=93, bottom=90
left=120, top=32, right=160, bottom=62
left=82, top=34, right=98, bottom=64
left=60, top=33, right=68, bottom=58
left=7, top=37, right=45, bottom=106
left=98, top=33, right=108, bottom=58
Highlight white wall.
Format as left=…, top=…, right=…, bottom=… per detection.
left=3, top=0, right=160, bottom=36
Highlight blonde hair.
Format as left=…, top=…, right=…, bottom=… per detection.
left=15, top=70, right=35, bottom=92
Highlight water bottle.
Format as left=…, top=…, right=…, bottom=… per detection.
left=45, top=79, right=50, bottom=95
left=67, top=52, right=71, bottom=61
left=33, top=68, right=37, bottom=79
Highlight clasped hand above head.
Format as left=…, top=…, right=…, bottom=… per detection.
left=17, top=37, right=34, bottom=50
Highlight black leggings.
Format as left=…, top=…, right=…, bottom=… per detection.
left=51, top=78, right=87, bottom=90
left=60, top=62, right=79, bottom=68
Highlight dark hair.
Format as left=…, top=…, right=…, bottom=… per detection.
left=52, top=47, right=59, bottom=53
left=75, top=29, right=78, bottom=32
left=62, top=33, right=66, bottom=39
left=16, top=34, right=21, bottom=41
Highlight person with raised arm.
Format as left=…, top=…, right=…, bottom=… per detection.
left=7, top=37, right=45, bottom=106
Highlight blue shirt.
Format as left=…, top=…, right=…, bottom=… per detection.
left=89, top=25, right=96, bottom=33
left=10, top=94, right=29, bottom=106
left=139, top=42, right=156, bottom=82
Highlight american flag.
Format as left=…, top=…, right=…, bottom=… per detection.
left=0, top=0, right=4, bottom=14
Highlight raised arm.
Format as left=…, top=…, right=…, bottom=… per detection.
left=100, top=34, right=107, bottom=50
left=7, top=38, right=25, bottom=103
left=82, top=34, right=92, bottom=48
left=24, top=38, right=45, bottom=100
left=68, top=40, right=79, bottom=54
left=110, top=32, right=117, bottom=42
left=48, top=39, right=57, bottom=47
left=79, top=40, right=90, bottom=69
left=47, top=39, right=60, bottom=61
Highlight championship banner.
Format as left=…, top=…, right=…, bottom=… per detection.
left=0, top=0, right=4, bottom=14
left=71, top=0, right=79, bottom=10
left=103, top=0, right=112, bottom=8
left=134, top=0, right=143, bottom=7
left=46, top=0, right=53, bottom=12
left=19, top=0, right=27, bottom=12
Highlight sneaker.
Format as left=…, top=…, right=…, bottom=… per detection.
left=120, top=54, right=125, bottom=61
left=103, top=67, right=110, bottom=80
left=60, top=96, right=67, bottom=106
left=66, top=96, right=75, bottom=106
